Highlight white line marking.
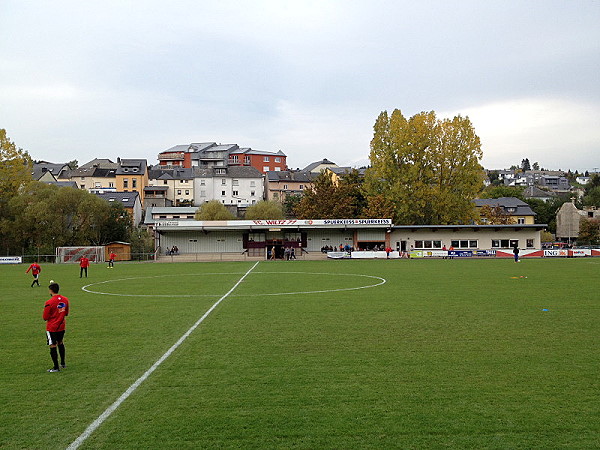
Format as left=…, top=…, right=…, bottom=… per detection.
left=66, top=261, right=260, bottom=450
left=82, top=271, right=386, bottom=298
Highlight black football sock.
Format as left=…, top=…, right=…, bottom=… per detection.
left=58, top=344, right=66, bottom=366
left=50, top=347, right=59, bottom=370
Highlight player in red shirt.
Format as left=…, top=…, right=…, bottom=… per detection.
left=108, top=252, right=116, bottom=268
left=79, top=256, right=90, bottom=278
left=43, top=281, right=69, bottom=372
left=26, top=261, right=42, bottom=287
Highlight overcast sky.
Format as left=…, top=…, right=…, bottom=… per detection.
left=1, top=1, right=599, bottom=172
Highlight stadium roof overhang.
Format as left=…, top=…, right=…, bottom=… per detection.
left=155, top=218, right=393, bottom=232
left=392, top=224, right=547, bottom=232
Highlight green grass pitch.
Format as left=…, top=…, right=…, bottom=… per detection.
left=1, top=258, right=599, bottom=449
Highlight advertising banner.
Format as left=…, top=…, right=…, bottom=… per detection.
left=422, top=250, right=447, bottom=258
left=472, top=250, right=496, bottom=257
left=570, top=249, right=592, bottom=257
left=327, top=252, right=351, bottom=259
left=448, top=250, right=473, bottom=257
left=0, top=256, right=22, bottom=264
left=544, top=249, right=568, bottom=257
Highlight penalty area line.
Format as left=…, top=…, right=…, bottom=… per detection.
left=67, top=261, right=260, bottom=450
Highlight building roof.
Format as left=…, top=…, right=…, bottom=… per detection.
left=32, top=162, right=69, bottom=180
left=304, top=159, right=337, bottom=172
left=79, top=158, right=118, bottom=169
left=45, top=181, right=79, bottom=189
left=144, top=185, right=169, bottom=192
left=116, top=159, right=147, bottom=175
left=474, top=197, right=536, bottom=216
left=95, top=191, right=141, bottom=208
left=232, top=147, right=287, bottom=157
left=71, top=166, right=117, bottom=178
left=148, top=168, right=195, bottom=180
left=266, top=170, right=315, bottom=183
left=523, top=186, right=557, bottom=199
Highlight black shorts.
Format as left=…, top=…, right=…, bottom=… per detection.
left=46, top=330, right=65, bottom=345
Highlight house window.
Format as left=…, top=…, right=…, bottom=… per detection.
left=517, top=217, right=525, bottom=224
left=123, top=179, right=128, bottom=188
left=244, top=156, right=250, bottom=164
left=132, top=179, right=137, bottom=188
left=510, top=239, right=519, bottom=248
left=80, top=185, right=85, bottom=189
left=263, top=166, right=270, bottom=172
left=527, top=239, right=534, bottom=248
left=163, top=180, right=168, bottom=185
left=250, top=181, right=256, bottom=187
left=233, top=190, right=239, bottom=196
left=221, top=191, right=226, bottom=196
left=283, top=184, right=288, bottom=190
left=221, top=179, right=227, bottom=185
left=109, top=182, right=114, bottom=188
left=233, top=179, right=239, bottom=186
left=200, top=190, right=206, bottom=197
left=299, top=185, right=304, bottom=189
left=275, top=157, right=281, bottom=163
left=185, top=190, right=189, bottom=195
left=251, top=190, right=255, bottom=196
left=263, top=156, right=270, bottom=162
left=159, top=215, right=167, bottom=218
left=275, top=167, right=281, bottom=171
left=177, top=190, right=182, bottom=195
left=200, top=180, right=206, bottom=186
left=231, top=155, right=239, bottom=163
left=81, top=177, right=85, bottom=181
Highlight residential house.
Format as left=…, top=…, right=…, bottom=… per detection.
left=147, top=167, right=194, bottom=206
left=193, top=166, right=264, bottom=208
left=522, top=186, right=557, bottom=203
left=115, top=159, right=148, bottom=205
left=539, top=175, right=570, bottom=192
left=95, top=191, right=143, bottom=227
left=229, top=148, right=287, bottom=174
left=32, top=162, right=70, bottom=182
left=265, top=170, right=315, bottom=202
left=70, top=164, right=117, bottom=192
left=474, top=197, right=537, bottom=224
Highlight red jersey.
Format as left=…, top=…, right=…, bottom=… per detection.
left=43, top=294, right=70, bottom=332
left=79, top=257, right=90, bottom=268
left=26, top=263, right=41, bottom=275
left=109, top=253, right=116, bottom=261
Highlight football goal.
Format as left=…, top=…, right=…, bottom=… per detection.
left=56, top=246, right=105, bottom=264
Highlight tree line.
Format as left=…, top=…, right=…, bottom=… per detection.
left=0, top=129, right=154, bottom=257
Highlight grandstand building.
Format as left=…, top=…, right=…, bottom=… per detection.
left=152, top=219, right=546, bottom=260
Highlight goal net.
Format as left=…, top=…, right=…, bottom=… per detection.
left=56, top=246, right=104, bottom=264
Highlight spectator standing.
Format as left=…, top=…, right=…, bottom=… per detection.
left=43, top=282, right=69, bottom=372
left=26, top=261, right=42, bottom=287
left=513, top=245, right=520, bottom=263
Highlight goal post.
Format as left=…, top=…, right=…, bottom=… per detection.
left=55, top=246, right=105, bottom=264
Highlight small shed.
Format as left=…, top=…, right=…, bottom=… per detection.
left=105, top=242, right=131, bottom=261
